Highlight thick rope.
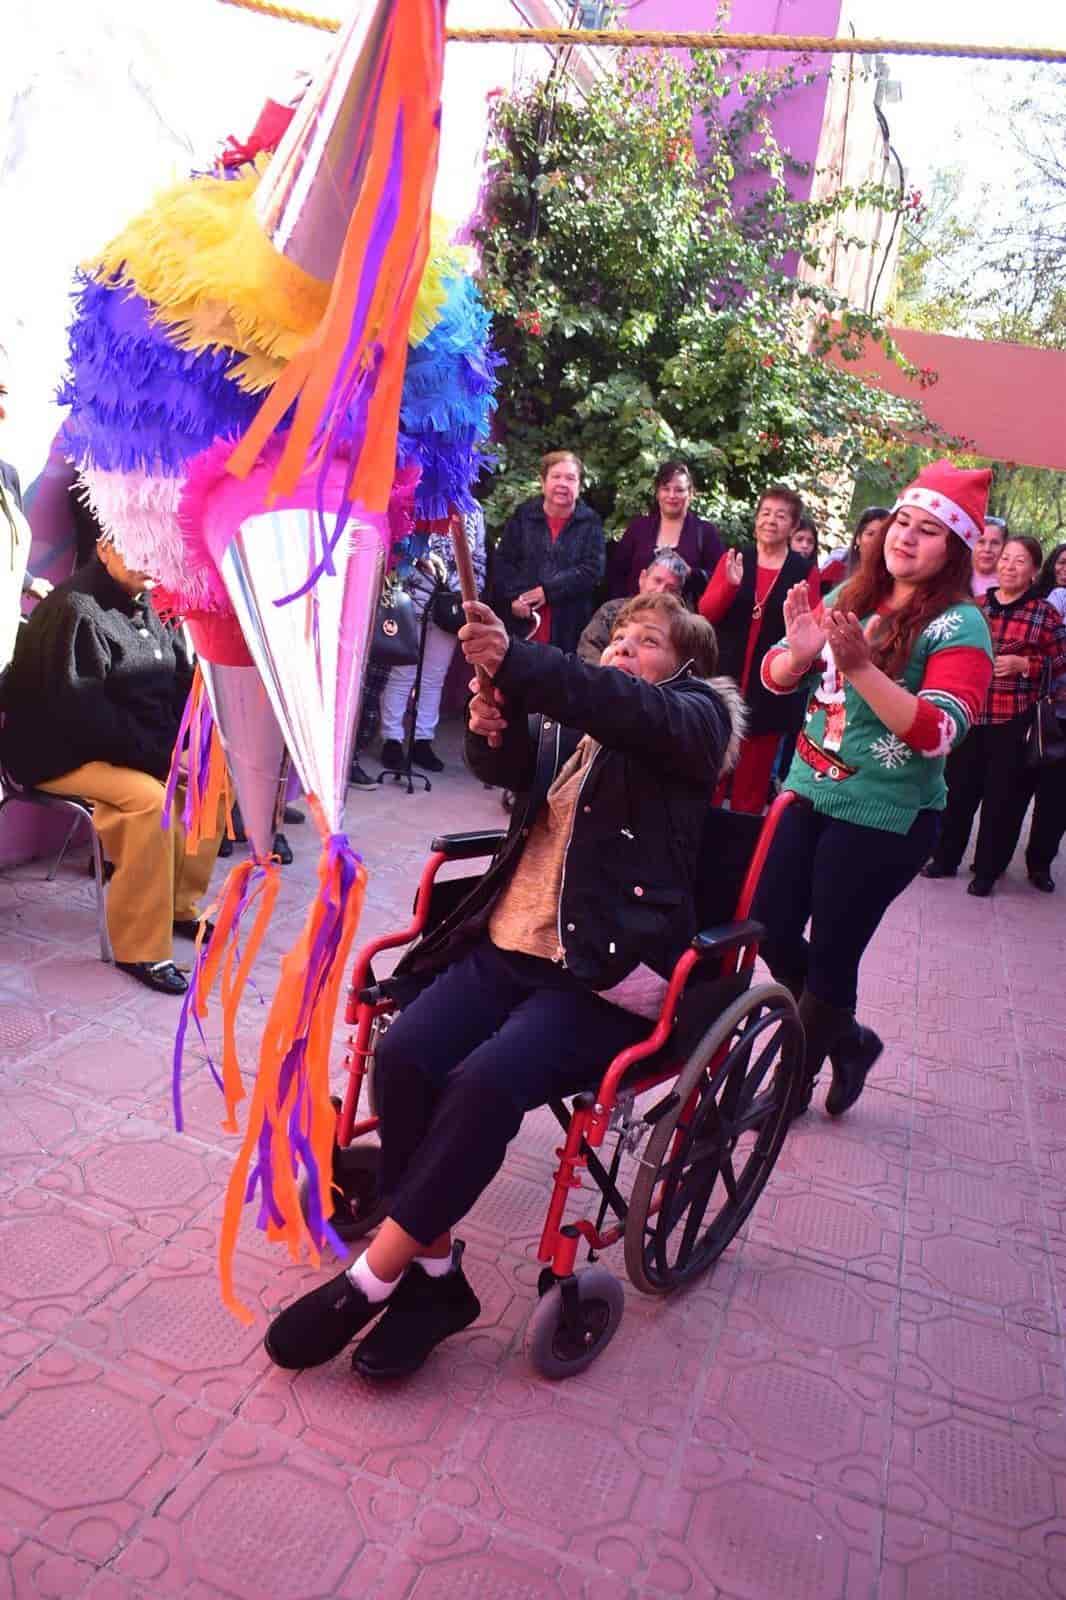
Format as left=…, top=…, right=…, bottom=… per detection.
left=217, top=0, right=1066, bottom=63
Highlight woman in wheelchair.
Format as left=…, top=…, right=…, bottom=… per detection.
left=265, top=591, right=743, bottom=1377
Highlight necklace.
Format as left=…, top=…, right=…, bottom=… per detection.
left=751, top=555, right=788, bottom=621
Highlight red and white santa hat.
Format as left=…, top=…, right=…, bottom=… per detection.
left=892, top=460, right=993, bottom=552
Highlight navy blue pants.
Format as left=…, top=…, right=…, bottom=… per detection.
left=375, top=940, right=646, bottom=1246
left=753, top=800, right=940, bottom=1011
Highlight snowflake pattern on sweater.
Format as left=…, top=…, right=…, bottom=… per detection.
left=869, top=732, right=913, bottom=770
left=922, top=610, right=964, bottom=645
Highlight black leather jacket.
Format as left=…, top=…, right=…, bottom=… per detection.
left=399, top=638, right=738, bottom=993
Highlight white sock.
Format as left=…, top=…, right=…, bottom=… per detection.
left=416, top=1251, right=453, bottom=1278
left=347, top=1252, right=403, bottom=1302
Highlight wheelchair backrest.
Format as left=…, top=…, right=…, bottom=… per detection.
left=693, top=807, right=763, bottom=929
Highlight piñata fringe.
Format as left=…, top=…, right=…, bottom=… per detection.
left=173, top=854, right=282, bottom=1139
left=227, top=0, right=446, bottom=544
left=219, top=814, right=366, bottom=1321
left=163, top=666, right=235, bottom=849
left=85, top=170, right=455, bottom=389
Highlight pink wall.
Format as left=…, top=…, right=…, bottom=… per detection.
left=826, top=326, right=1066, bottom=473
left=626, top=0, right=843, bottom=207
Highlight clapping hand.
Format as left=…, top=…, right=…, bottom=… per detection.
left=724, top=548, right=744, bottom=587
left=824, top=608, right=880, bottom=675
left=782, top=582, right=827, bottom=672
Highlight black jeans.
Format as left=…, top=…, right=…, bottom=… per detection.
left=934, top=714, right=1033, bottom=880
left=1027, top=756, right=1066, bottom=874
left=752, top=800, right=940, bottom=1011
left=375, top=940, right=646, bottom=1246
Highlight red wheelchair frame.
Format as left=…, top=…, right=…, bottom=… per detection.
left=328, top=791, right=802, bottom=1374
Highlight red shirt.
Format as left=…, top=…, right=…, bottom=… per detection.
left=701, top=557, right=821, bottom=695
left=530, top=516, right=569, bottom=645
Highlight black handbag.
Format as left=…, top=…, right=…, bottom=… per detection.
left=1026, top=662, right=1066, bottom=768
left=369, top=583, right=420, bottom=668
left=431, top=586, right=466, bottom=636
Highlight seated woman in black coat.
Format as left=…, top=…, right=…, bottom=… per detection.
left=264, top=592, right=742, bottom=1380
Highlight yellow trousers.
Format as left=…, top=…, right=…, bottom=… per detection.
left=39, top=762, right=222, bottom=964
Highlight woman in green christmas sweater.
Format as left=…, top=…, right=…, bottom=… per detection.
left=753, top=461, right=994, bottom=1118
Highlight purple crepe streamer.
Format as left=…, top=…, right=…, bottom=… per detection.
left=171, top=861, right=263, bottom=1132
left=161, top=685, right=196, bottom=833
left=244, top=833, right=359, bottom=1255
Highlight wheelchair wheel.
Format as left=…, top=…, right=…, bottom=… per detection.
left=527, top=1266, right=625, bottom=1380
left=624, top=984, right=802, bottom=1296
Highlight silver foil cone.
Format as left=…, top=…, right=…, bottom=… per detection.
left=220, top=509, right=386, bottom=833
left=253, top=0, right=395, bottom=281
left=198, top=659, right=290, bottom=861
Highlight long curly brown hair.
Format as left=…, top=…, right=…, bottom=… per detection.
left=834, top=514, right=975, bottom=679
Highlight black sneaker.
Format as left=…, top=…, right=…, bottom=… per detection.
left=380, top=739, right=405, bottom=771
left=349, top=761, right=378, bottom=791
left=921, top=862, right=956, bottom=880
left=272, top=831, right=294, bottom=866
left=352, top=1243, right=480, bottom=1380
left=411, top=740, right=444, bottom=773
left=967, top=876, right=994, bottom=898
left=283, top=805, right=306, bottom=825
left=264, top=1267, right=387, bottom=1369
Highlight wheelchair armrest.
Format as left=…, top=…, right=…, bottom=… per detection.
left=692, top=919, right=765, bottom=959
left=429, top=830, right=507, bottom=860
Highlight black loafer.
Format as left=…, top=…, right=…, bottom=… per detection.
left=173, top=919, right=214, bottom=943
left=921, top=862, right=956, bottom=880
left=968, top=876, right=994, bottom=898
left=352, top=1244, right=480, bottom=1380
left=826, top=1024, right=883, bottom=1117
left=264, top=1267, right=386, bottom=1369
left=272, top=832, right=294, bottom=866
left=1029, top=871, right=1055, bottom=894
left=116, top=960, right=189, bottom=996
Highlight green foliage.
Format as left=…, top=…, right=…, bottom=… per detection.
left=473, top=49, right=937, bottom=536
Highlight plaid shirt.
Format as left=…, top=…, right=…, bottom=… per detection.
left=979, top=590, right=1066, bottom=725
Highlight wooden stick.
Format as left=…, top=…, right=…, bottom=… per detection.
left=449, top=511, right=492, bottom=695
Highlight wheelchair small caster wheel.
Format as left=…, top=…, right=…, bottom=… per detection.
left=527, top=1266, right=624, bottom=1379
left=297, top=1143, right=386, bottom=1246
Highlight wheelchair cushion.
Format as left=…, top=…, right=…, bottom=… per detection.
left=618, top=967, right=752, bottom=1089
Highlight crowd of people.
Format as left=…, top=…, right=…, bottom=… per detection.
left=3, top=365, right=1066, bottom=1379
left=264, top=452, right=1066, bottom=1379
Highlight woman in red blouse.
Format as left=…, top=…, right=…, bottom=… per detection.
left=700, top=485, right=821, bottom=812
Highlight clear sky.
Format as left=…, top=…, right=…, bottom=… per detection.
left=852, top=0, right=1062, bottom=193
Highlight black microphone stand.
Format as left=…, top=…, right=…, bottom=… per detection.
left=376, top=580, right=439, bottom=796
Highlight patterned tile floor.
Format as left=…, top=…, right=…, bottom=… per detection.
left=1, top=723, right=1065, bottom=1599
